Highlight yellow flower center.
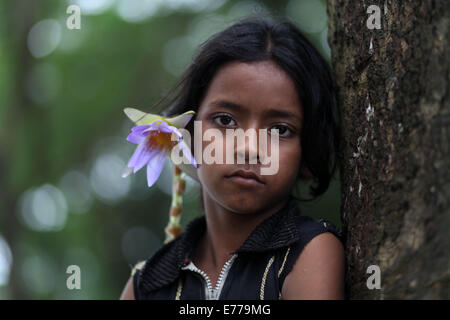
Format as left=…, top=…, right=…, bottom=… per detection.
left=146, top=130, right=177, bottom=151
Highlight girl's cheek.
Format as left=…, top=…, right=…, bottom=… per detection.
left=278, top=143, right=302, bottom=173
left=201, top=132, right=226, bottom=165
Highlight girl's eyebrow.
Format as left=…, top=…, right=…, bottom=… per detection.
left=264, top=108, right=302, bottom=123
left=209, top=99, right=302, bottom=122
left=208, top=100, right=244, bottom=113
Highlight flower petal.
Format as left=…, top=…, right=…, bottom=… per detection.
left=166, top=126, right=183, bottom=139
left=134, top=147, right=158, bottom=173
left=178, top=139, right=198, bottom=168
left=166, top=111, right=195, bottom=128
left=122, top=166, right=134, bottom=178
left=124, top=108, right=163, bottom=125
left=131, top=124, right=151, bottom=135
left=148, top=120, right=183, bottom=140
left=168, top=141, right=199, bottom=182
left=159, top=124, right=181, bottom=135
left=126, top=131, right=146, bottom=144
left=169, top=149, right=199, bottom=182
left=148, top=119, right=167, bottom=130
left=147, top=121, right=178, bottom=137
left=126, top=143, right=146, bottom=169
left=146, top=149, right=168, bottom=187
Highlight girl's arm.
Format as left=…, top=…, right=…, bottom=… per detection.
left=281, top=232, right=345, bottom=299
left=119, top=277, right=135, bottom=300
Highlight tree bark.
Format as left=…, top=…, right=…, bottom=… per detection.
left=328, top=0, right=449, bottom=299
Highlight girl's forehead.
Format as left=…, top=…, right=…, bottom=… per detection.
left=211, top=60, right=294, bottom=90
left=199, top=61, right=302, bottom=118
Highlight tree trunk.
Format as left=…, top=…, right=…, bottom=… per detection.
left=328, top=0, right=449, bottom=299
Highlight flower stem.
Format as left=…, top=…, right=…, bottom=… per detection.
left=164, top=165, right=186, bottom=243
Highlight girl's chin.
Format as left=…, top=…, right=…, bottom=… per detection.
left=217, top=195, right=268, bottom=215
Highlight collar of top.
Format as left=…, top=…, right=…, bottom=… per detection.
left=137, top=196, right=302, bottom=293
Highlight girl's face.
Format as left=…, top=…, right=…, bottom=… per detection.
left=195, top=60, right=303, bottom=214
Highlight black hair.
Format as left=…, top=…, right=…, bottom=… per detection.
left=153, top=15, right=340, bottom=200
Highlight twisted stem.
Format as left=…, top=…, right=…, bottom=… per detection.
left=164, top=165, right=186, bottom=243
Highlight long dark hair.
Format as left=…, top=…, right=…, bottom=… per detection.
left=153, top=15, right=340, bottom=200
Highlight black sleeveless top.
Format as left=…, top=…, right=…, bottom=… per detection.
left=132, top=197, right=343, bottom=300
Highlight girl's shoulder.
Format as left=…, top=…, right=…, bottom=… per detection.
left=272, top=215, right=343, bottom=293
left=293, top=215, right=343, bottom=245
left=284, top=214, right=343, bottom=267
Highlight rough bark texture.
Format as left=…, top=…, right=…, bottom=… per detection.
left=328, top=0, right=449, bottom=299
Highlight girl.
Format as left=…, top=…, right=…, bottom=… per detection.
left=120, top=15, right=344, bottom=300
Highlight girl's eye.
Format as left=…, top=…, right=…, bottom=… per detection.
left=213, top=114, right=236, bottom=127
left=270, top=124, right=292, bottom=137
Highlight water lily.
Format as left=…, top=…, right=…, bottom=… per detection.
left=122, top=108, right=198, bottom=187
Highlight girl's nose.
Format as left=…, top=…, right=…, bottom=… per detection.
left=236, top=134, right=259, bottom=164
left=237, top=150, right=259, bottom=163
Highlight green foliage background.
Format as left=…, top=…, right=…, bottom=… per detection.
left=0, top=0, right=338, bottom=299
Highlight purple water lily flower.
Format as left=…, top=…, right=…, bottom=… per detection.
left=122, top=120, right=197, bottom=187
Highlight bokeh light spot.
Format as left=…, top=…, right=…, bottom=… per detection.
left=27, top=19, right=62, bottom=58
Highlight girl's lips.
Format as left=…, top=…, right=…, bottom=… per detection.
left=226, top=169, right=264, bottom=184
left=226, top=175, right=265, bottom=187
left=227, top=170, right=264, bottom=187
